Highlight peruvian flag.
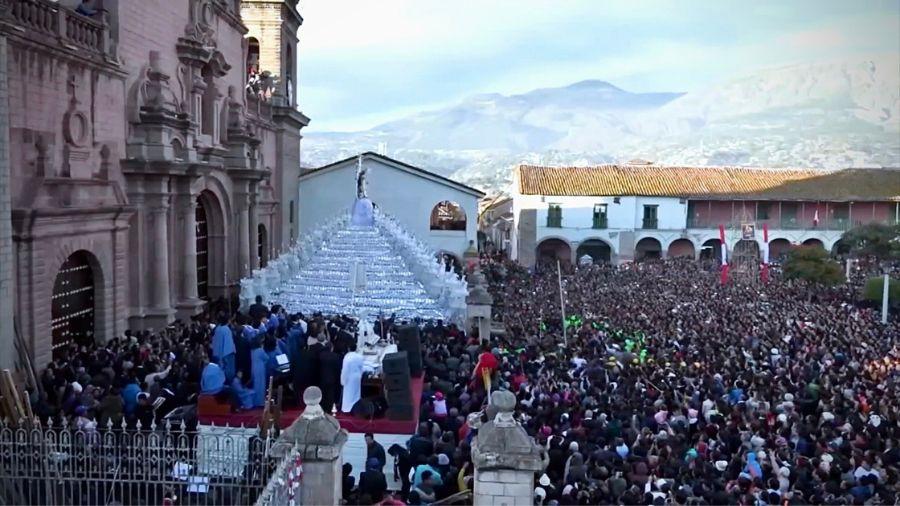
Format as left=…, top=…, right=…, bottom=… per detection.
left=761, top=223, right=770, bottom=284
left=719, top=224, right=729, bottom=285
left=813, top=208, right=819, bottom=227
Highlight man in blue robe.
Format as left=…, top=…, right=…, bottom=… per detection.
left=231, top=372, right=255, bottom=410
left=250, top=341, right=268, bottom=407
left=121, top=377, right=141, bottom=416
left=211, top=314, right=236, bottom=382
left=201, top=360, right=226, bottom=395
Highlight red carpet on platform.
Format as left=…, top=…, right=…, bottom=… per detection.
left=197, top=376, right=423, bottom=435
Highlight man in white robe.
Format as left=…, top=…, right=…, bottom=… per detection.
left=340, top=343, right=365, bottom=413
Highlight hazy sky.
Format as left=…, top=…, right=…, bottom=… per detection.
left=298, top=0, right=900, bottom=132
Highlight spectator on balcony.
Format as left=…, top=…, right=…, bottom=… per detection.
left=75, top=0, right=105, bottom=18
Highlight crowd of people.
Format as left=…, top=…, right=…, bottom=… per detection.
left=26, top=252, right=900, bottom=505
left=397, top=255, right=899, bottom=505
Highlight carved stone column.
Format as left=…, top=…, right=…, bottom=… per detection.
left=147, top=196, right=173, bottom=325
left=466, top=267, right=494, bottom=343
left=472, top=391, right=548, bottom=506
left=180, top=198, right=199, bottom=302
left=249, top=189, right=260, bottom=270
left=237, top=195, right=251, bottom=277
left=272, top=387, right=349, bottom=506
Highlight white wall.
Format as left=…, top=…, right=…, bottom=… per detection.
left=512, top=192, right=848, bottom=264
left=517, top=194, right=687, bottom=248
left=298, top=158, right=480, bottom=259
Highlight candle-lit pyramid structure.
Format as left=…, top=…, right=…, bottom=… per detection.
left=270, top=222, right=446, bottom=320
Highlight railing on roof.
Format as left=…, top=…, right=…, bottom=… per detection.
left=2, top=0, right=112, bottom=60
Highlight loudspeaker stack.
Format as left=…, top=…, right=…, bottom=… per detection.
left=382, top=351, right=414, bottom=420
left=396, top=325, right=423, bottom=377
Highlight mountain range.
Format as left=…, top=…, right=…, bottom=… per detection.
left=301, top=57, right=900, bottom=194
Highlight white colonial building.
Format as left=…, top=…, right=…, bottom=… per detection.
left=509, top=163, right=900, bottom=266
left=298, top=152, right=484, bottom=262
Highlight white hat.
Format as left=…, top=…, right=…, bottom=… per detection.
left=71, top=381, right=83, bottom=394
left=539, top=474, right=551, bottom=487
left=777, top=413, right=788, bottom=423
left=535, top=487, right=547, bottom=499
left=562, top=484, right=574, bottom=496
left=822, top=412, right=834, bottom=422
left=784, top=393, right=794, bottom=402
left=757, top=450, right=767, bottom=460
left=821, top=454, right=834, bottom=463
left=568, top=442, right=579, bottom=452
left=437, top=454, right=450, bottom=466
left=715, top=460, right=728, bottom=472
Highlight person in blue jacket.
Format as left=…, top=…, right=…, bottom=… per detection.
left=211, top=314, right=236, bottom=382
left=250, top=339, right=268, bottom=407
left=231, top=371, right=255, bottom=410
left=121, top=377, right=141, bottom=416
left=200, top=359, right=226, bottom=395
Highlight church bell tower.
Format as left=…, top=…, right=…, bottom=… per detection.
left=240, top=0, right=309, bottom=252
left=240, top=0, right=302, bottom=107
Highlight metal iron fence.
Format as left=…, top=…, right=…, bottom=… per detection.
left=0, top=419, right=285, bottom=506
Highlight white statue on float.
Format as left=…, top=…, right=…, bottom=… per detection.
left=350, top=155, right=375, bottom=227
left=355, top=311, right=379, bottom=350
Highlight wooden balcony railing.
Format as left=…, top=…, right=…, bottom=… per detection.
left=2, top=0, right=112, bottom=60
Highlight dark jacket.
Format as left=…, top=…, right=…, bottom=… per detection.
left=358, top=469, right=388, bottom=501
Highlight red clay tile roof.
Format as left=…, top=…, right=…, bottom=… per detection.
left=516, top=165, right=900, bottom=202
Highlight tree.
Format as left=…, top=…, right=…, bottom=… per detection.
left=840, top=223, right=900, bottom=260
left=783, top=246, right=844, bottom=286
left=862, top=276, right=900, bottom=308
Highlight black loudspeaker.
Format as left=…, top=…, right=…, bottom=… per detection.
left=383, top=351, right=412, bottom=420
left=383, top=352, right=412, bottom=412
left=382, top=351, right=410, bottom=376
left=396, top=325, right=423, bottom=377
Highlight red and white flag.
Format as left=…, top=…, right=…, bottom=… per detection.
left=813, top=209, right=819, bottom=227
left=719, top=224, right=729, bottom=285
left=761, top=223, right=770, bottom=284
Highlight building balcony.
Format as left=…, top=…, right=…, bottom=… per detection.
left=1, top=0, right=114, bottom=62
left=642, top=218, right=658, bottom=229
left=685, top=217, right=891, bottom=231
left=546, top=216, right=562, bottom=228
left=592, top=216, right=608, bottom=229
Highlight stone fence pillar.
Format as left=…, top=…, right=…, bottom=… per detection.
left=472, top=391, right=548, bottom=506
left=466, top=267, right=493, bottom=343
left=270, top=387, right=348, bottom=506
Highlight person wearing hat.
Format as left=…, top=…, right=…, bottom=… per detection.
left=358, top=456, right=388, bottom=503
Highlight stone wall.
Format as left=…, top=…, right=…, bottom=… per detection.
left=0, top=36, right=14, bottom=369
left=474, top=469, right=535, bottom=506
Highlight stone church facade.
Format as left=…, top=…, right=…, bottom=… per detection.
left=0, top=0, right=308, bottom=366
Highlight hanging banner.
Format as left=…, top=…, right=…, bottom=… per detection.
left=741, top=223, right=756, bottom=240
